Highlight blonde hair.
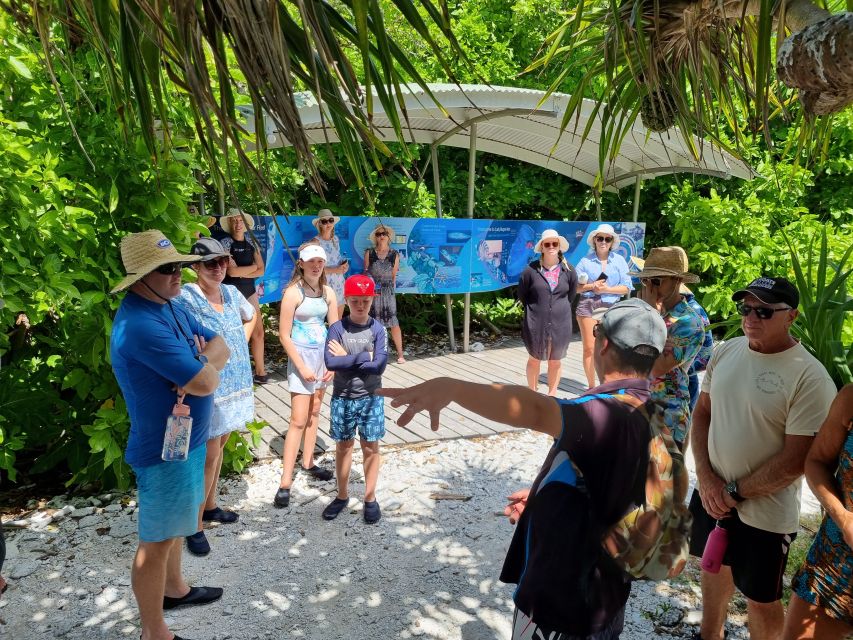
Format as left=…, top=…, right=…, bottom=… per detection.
left=286, top=239, right=327, bottom=291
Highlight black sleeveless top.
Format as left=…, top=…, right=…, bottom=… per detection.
left=223, top=239, right=258, bottom=299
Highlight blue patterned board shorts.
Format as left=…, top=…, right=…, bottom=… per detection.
left=133, top=444, right=205, bottom=542
left=330, top=395, right=385, bottom=442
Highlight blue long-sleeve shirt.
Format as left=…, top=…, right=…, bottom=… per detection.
left=324, top=317, right=388, bottom=399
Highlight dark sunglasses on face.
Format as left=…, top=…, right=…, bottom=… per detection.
left=542, top=241, right=559, bottom=249
left=320, top=218, right=335, bottom=225
left=595, top=236, right=613, bottom=243
left=201, top=257, right=229, bottom=270
left=375, top=231, right=388, bottom=237
left=737, top=302, right=792, bottom=319
left=641, top=277, right=663, bottom=287
left=155, top=262, right=185, bottom=275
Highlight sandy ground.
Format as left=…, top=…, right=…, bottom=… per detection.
left=1, top=427, right=821, bottom=639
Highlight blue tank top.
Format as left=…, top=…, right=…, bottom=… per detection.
left=291, top=285, right=329, bottom=347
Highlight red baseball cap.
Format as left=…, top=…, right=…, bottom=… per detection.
left=344, top=275, right=377, bottom=297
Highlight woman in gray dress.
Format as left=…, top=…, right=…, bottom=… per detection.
left=364, top=223, right=406, bottom=363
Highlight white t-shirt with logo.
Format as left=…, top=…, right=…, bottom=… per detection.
left=701, top=336, right=836, bottom=533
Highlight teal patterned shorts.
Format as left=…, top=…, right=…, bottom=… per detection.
left=330, top=395, right=385, bottom=442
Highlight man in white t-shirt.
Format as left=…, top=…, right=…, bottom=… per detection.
left=688, top=276, right=837, bottom=640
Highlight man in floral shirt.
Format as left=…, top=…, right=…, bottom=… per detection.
left=631, top=247, right=706, bottom=450
left=681, top=285, right=714, bottom=410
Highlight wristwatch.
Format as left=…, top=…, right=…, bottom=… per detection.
left=725, top=480, right=745, bottom=503
left=196, top=354, right=209, bottom=365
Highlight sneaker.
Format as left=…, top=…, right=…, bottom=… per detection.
left=363, top=500, right=381, bottom=524
left=273, top=487, right=290, bottom=508
left=322, top=497, right=350, bottom=521
left=253, top=373, right=270, bottom=385
left=185, top=531, right=210, bottom=556
left=303, top=464, right=334, bottom=481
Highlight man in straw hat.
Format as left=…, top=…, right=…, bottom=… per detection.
left=629, top=246, right=706, bottom=451
left=687, top=276, right=835, bottom=640
left=110, top=230, right=231, bottom=640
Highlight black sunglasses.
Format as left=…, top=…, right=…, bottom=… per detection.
left=201, top=257, right=229, bottom=270
left=736, top=302, right=792, bottom=319
left=641, top=277, right=664, bottom=287
left=374, top=231, right=388, bottom=237
left=541, top=241, right=560, bottom=249
left=319, top=218, right=335, bottom=225
left=155, top=262, right=185, bottom=275
left=595, top=236, right=613, bottom=243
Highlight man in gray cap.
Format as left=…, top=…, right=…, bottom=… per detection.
left=380, top=298, right=668, bottom=639
left=689, top=276, right=836, bottom=640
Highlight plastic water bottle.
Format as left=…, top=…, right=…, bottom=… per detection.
left=162, top=401, right=193, bottom=462
left=701, top=521, right=729, bottom=573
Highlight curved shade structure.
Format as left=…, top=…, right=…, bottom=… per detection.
left=238, top=83, right=754, bottom=192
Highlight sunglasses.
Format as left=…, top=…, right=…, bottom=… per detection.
left=641, top=277, right=664, bottom=287
left=736, top=302, right=792, bottom=319
left=155, top=262, right=185, bottom=275
left=319, top=218, right=335, bottom=225
left=595, top=236, right=613, bottom=243
left=542, top=241, right=560, bottom=249
left=201, top=257, right=229, bottom=270
left=374, top=231, right=388, bottom=237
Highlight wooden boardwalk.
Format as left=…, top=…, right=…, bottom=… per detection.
left=253, top=337, right=588, bottom=459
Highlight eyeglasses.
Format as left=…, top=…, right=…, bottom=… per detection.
left=374, top=231, right=388, bottom=237
left=542, top=241, right=559, bottom=249
left=319, top=218, right=335, bottom=225
left=155, top=262, right=185, bottom=275
left=201, top=257, right=229, bottom=270
left=641, top=277, right=664, bottom=287
left=736, top=302, right=792, bottom=319
left=595, top=236, right=613, bottom=244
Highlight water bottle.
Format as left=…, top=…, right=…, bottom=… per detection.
left=162, top=400, right=193, bottom=462
left=700, top=520, right=729, bottom=573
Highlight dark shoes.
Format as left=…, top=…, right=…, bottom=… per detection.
left=202, top=507, right=239, bottom=523
left=322, top=498, right=350, bottom=521
left=363, top=500, right=381, bottom=524
left=302, top=464, right=334, bottom=481
left=253, top=373, right=270, bottom=385
left=273, top=487, right=291, bottom=508
left=163, top=585, right=223, bottom=610
left=185, top=531, right=210, bottom=556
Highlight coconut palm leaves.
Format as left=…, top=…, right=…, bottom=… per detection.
left=530, top=0, right=852, bottom=189
left=3, top=0, right=467, bottom=196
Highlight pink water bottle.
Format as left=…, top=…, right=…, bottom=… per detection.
left=701, top=521, right=729, bottom=573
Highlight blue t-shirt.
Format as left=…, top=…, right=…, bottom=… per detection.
left=575, top=252, right=633, bottom=304
left=110, top=292, right=217, bottom=467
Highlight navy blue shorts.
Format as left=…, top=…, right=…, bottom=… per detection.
left=330, top=395, right=385, bottom=442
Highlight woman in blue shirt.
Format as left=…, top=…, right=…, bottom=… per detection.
left=575, top=224, right=632, bottom=388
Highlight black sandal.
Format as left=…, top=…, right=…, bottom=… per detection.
left=303, top=465, right=334, bottom=481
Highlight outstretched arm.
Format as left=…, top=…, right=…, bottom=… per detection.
left=378, top=378, right=562, bottom=438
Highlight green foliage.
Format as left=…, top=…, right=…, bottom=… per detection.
left=222, top=420, right=266, bottom=475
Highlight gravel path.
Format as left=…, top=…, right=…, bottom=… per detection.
left=1, top=428, right=819, bottom=639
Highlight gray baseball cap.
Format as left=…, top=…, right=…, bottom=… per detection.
left=598, top=298, right=667, bottom=355
left=190, top=237, right=230, bottom=261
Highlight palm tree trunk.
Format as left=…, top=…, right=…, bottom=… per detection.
left=777, top=11, right=853, bottom=116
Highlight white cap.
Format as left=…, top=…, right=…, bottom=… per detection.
left=299, top=245, right=327, bottom=262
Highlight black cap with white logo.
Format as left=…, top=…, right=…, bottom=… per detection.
left=732, top=276, right=799, bottom=308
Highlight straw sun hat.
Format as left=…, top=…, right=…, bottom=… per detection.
left=629, top=246, right=699, bottom=284
left=534, top=228, right=569, bottom=253
left=586, top=223, right=620, bottom=250
left=111, top=230, right=201, bottom=293
left=311, top=208, right=341, bottom=229
left=220, top=208, right=255, bottom=235
left=369, top=223, right=395, bottom=245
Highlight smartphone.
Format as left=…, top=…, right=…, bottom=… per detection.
left=596, top=272, right=608, bottom=281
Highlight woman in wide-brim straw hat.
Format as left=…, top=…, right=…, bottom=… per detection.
left=364, top=222, right=406, bottom=363
left=575, top=223, right=633, bottom=388
left=220, top=208, right=268, bottom=384
left=310, top=208, right=348, bottom=319
left=518, top=229, right=578, bottom=396
left=631, top=245, right=706, bottom=449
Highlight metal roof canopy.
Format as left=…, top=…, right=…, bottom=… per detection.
left=240, top=83, right=755, bottom=352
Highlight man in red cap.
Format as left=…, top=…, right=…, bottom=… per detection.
left=322, top=275, right=389, bottom=523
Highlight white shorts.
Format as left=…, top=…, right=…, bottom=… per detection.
left=287, top=344, right=329, bottom=395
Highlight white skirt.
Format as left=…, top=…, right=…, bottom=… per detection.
left=287, top=344, right=329, bottom=395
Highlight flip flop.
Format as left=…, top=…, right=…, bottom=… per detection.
left=163, top=585, right=223, bottom=610
left=202, top=507, right=239, bottom=523
left=396, top=357, right=406, bottom=364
